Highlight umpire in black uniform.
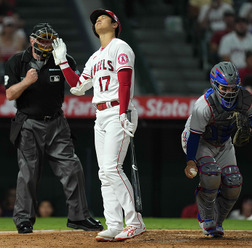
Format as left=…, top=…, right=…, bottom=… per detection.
left=4, top=23, right=103, bottom=234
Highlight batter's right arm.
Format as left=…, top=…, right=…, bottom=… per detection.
left=52, top=38, right=80, bottom=87
left=52, top=38, right=67, bottom=65
left=52, top=38, right=93, bottom=95
left=70, top=78, right=92, bottom=96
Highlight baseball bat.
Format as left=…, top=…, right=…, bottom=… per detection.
left=126, top=109, right=143, bottom=213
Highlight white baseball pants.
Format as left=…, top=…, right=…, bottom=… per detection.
left=94, top=104, right=144, bottom=231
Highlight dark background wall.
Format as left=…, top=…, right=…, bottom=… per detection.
left=1, top=117, right=252, bottom=217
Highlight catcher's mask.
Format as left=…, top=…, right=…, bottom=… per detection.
left=90, top=9, right=121, bottom=38
left=210, top=61, right=240, bottom=109
left=30, top=23, right=58, bottom=59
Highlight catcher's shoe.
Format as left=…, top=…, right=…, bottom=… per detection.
left=198, top=214, right=217, bottom=236
left=114, top=225, right=146, bottom=241
left=96, top=228, right=122, bottom=242
left=17, top=221, right=33, bottom=234
left=67, top=217, right=103, bottom=231
left=213, top=225, right=224, bottom=238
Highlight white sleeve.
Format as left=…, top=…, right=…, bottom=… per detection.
left=79, top=56, right=93, bottom=85
left=115, top=43, right=135, bottom=72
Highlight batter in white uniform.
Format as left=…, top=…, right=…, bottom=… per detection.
left=52, top=8, right=145, bottom=242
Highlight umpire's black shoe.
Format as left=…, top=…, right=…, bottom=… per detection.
left=17, top=221, right=33, bottom=234
left=67, top=217, right=103, bottom=231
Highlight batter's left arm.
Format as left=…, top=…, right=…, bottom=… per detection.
left=118, top=68, right=134, bottom=137
left=118, top=68, right=132, bottom=115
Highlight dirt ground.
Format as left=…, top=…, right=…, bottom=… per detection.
left=0, top=229, right=251, bottom=248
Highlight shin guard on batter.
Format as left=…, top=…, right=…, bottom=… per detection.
left=215, top=165, right=242, bottom=225
left=196, top=157, right=221, bottom=220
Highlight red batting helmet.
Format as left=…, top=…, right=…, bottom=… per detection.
left=90, top=9, right=121, bottom=38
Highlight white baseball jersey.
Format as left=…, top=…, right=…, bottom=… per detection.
left=218, top=31, right=252, bottom=68
left=80, top=38, right=135, bottom=104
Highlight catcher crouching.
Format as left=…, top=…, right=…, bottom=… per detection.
left=181, top=61, right=252, bottom=237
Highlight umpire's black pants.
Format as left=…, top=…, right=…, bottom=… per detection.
left=13, top=115, right=90, bottom=226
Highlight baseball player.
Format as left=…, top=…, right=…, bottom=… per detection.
left=181, top=61, right=252, bottom=237
left=52, top=9, right=146, bottom=242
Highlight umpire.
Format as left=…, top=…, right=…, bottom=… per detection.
left=4, top=23, right=103, bottom=234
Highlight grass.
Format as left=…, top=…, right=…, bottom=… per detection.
left=0, top=217, right=252, bottom=231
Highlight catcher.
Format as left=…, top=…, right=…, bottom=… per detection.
left=181, top=61, right=252, bottom=237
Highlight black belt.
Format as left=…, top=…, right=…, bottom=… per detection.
left=27, top=110, right=63, bottom=121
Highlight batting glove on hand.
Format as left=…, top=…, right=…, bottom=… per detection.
left=70, top=78, right=92, bottom=96
left=184, top=160, right=198, bottom=179
left=120, top=113, right=134, bottom=137
left=52, top=38, right=67, bottom=65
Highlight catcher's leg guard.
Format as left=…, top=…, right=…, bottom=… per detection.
left=196, top=157, right=222, bottom=220
left=215, top=165, right=242, bottom=225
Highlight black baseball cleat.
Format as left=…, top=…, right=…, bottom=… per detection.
left=67, top=217, right=103, bottom=231
left=17, top=221, right=33, bottom=234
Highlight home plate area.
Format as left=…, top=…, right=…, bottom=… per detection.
left=0, top=229, right=251, bottom=248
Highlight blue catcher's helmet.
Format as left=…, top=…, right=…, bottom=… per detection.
left=210, top=61, right=240, bottom=109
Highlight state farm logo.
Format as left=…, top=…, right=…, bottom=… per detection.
left=133, top=98, right=197, bottom=119
left=0, top=95, right=197, bottom=119
left=62, top=97, right=197, bottom=119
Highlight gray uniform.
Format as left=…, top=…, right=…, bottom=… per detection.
left=14, top=114, right=89, bottom=226
left=182, top=87, right=252, bottom=225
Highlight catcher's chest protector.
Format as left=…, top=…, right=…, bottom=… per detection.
left=202, top=90, right=251, bottom=145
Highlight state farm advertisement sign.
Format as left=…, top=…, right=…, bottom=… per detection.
left=0, top=95, right=197, bottom=119
left=132, top=96, right=197, bottom=119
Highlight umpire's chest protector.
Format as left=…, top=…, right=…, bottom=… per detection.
left=202, top=89, right=252, bottom=145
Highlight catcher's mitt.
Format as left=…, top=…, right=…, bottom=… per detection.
left=233, top=112, right=251, bottom=147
